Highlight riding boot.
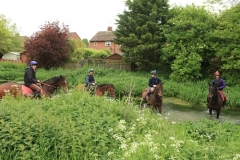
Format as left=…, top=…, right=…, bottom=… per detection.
left=34, top=90, right=41, bottom=98
left=146, top=91, right=151, bottom=100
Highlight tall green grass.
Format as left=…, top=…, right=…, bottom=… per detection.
left=0, top=91, right=240, bottom=159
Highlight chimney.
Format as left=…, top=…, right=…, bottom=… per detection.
left=107, top=26, right=112, bottom=31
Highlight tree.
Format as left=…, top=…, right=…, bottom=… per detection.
left=24, top=21, right=71, bottom=69
left=162, top=5, right=218, bottom=81
left=68, top=39, right=85, bottom=62
left=211, top=3, right=240, bottom=84
left=82, top=38, right=89, bottom=48
left=114, top=0, right=169, bottom=71
left=0, top=14, right=23, bottom=57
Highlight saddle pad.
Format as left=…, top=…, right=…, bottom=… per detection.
left=218, top=91, right=225, bottom=101
left=22, top=85, right=34, bottom=96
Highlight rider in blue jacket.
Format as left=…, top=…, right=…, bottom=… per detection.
left=85, top=68, right=96, bottom=94
left=146, top=70, right=161, bottom=99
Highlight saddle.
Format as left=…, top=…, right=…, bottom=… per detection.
left=21, top=85, right=40, bottom=98
left=218, top=91, right=226, bottom=102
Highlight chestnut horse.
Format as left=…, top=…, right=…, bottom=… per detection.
left=142, top=82, right=164, bottom=113
left=95, top=84, right=115, bottom=98
left=0, top=75, right=68, bottom=99
left=75, top=83, right=115, bottom=98
left=207, top=82, right=224, bottom=119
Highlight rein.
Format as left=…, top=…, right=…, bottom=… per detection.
left=41, top=82, right=57, bottom=88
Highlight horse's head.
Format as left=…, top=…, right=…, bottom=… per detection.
left=208, top=82, right=218, bottom=99
left=57, top=75, right=68, bottom=92
left=107, top=84, right=115, bottom=98
left=154, top=82, right=164, bottom=98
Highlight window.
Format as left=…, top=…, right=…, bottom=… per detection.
left=94, top=42, right=97, bottom=46
left=105, top=41, right=111, bottom=46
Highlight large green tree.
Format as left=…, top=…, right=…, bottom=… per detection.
left=162, top=5, right=218, bottom=81
left=114, top=0, right=169, bottom=71
left=0, top=14, right=23, bottom=57
left=211, top=3, right=240, bottom=84
left=24, top=21, right=71, bottom=69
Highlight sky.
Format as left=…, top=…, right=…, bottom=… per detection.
left=0, top=0, right=205, bottom=40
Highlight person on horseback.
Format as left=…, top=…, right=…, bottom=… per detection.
left=206, top=71, right=228, bottom=109
left=85, top=68, right=97, bottom=94
left=212, top=71, right=228, bottom=107
left=146, top=70, right=161, bottom=100
left=24, top=61, right=43, bottom=97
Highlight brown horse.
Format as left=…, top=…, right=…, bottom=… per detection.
left=75, top=83, right=115, bottom=98
left=142, top=82, right=164, bottom=113
left=0, top=75, right=68, bottom=99
left=207, top=82, right=224, bottom=119
left=95, top=84, right=115, bottom=98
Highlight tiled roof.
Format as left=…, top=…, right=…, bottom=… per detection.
left=67, top=32, right=81, bottom=40
left=90, top=31, right=115, bottom=42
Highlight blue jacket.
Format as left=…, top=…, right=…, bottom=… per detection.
left=85, top=75, right=95, bottom=86
left=148, top=77, right=161, bottom=87
left=212, top=78, right=226, bottom=90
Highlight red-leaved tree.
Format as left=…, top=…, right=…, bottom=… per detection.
left=24, top=21, right=72, bottom=69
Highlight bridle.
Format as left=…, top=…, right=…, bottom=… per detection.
left=40, top=79, right=68, bottom=94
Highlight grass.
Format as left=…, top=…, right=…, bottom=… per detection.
left=0, top=90, right=240, bottom=159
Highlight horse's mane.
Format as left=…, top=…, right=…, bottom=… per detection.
left=43, top=75, right=64, bottom=83
left=97, top=83, right=115, bottom=89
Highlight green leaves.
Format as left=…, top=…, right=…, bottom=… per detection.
left=0, top=15, right=23, bottom=55
left=115, top=0, right=169, bottom=70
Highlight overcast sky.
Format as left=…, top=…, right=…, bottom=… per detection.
left=0, top=0, right=205, bottom=40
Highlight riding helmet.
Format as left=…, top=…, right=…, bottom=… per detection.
left=150, top=70, right=157, bottom=75
left=30, top=61, right=38, bottom=66
left=88, top=68, right=94, bottom=72
left=214, top=71, right=220, bottom=76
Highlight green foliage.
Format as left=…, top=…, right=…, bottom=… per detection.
left=83, top=48, right=95, bottom=59
left=163, top=5, right=218, bottom=81
left=0, top=93, right=240, bottom=159
left=82, top=38, right=89, bottom=48
left=210, top=4, right=240, bottom=84
left=83, top=48, right=110, bottom=59
left=24, top=21, right=71, bottom=69
left=91, top=50, right=110, bottom=59
left=0, top=14, right=23, bottom=54
left=170, top=50, right=202, bottom=81
left=114, top=0, right=169, bottom=71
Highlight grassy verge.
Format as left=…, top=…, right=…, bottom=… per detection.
left=0, top=91, right=240, bottom=159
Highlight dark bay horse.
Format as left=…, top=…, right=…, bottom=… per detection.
left=74, top=83, right=115, bottom=98
left=142, top=82, right=164, bottom=113
left=0, top=75, right=68, bottom=99
left=207, top=82, right=224, bottom=119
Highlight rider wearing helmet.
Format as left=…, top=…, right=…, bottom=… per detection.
left=146, top=70, right=161, bottom=99
left=85, top=68, right=97, bottom=93
left=206, top=71, right=228, bottom=109
left=24, top=61, right=43, bottom=97
left=212, top=71, right=228, bottom=107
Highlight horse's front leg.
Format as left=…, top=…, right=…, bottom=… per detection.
left=216, top=110, right=220, bottom=119
left=209, top=109, right=213, bottom=117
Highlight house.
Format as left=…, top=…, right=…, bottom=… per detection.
left=89, top=26, right=121, bottom=54
left=67, top=32, right=81, bottom=40
left=2, top=52, right=20, bottom=60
